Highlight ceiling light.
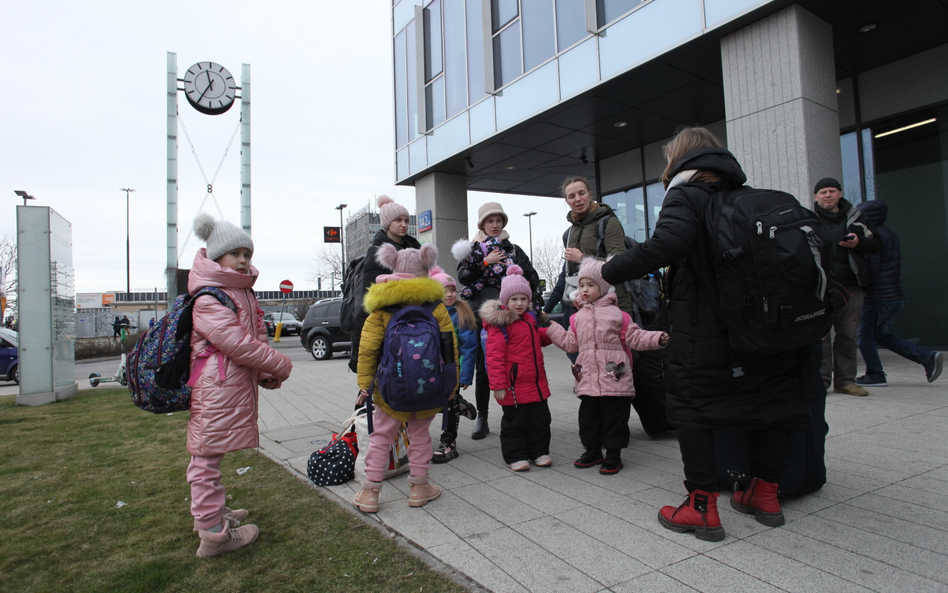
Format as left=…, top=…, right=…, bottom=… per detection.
left=505, top=165, right=515, bottom=170
left=874, top=118, right=937, bottom=138
left=613, top=121, right=627, bottom=128
left=858, top=23, right=876, bottom=33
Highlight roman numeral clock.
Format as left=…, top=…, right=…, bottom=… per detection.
left=182, top=61, right=237, bottom=115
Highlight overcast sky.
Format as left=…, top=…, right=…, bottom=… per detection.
left=2, top=0, right=575, bottom=296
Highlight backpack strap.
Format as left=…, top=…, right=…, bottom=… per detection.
left=595, top=216, right=610, bottom=259
left=800, top=225, right=828, bottom=301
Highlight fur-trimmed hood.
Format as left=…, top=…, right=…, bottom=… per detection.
left=478, top=299, right=523, bottom=327
left=452, top=238, right=474, bottom=262
left=363, top=277, right=445, bottom=312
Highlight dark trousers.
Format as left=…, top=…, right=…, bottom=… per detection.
left=857, top=301, right=935, bottom=377
left=500, top=400, right=551, bottom=464
left=440, top=391, right=463, bottom=444
left=678, top=428, right=787, bottom=492
left=474, top=345, right=491, bottom=416
left=578, top=395, right=632, bottom=451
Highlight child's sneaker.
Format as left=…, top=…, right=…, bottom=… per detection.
left=532, top=455, right=552, bottom=467
left=196, top=522, right=259, bottom=558
left=509, top=460, right=530, bottom=472
left=574, top=448, right=604, bottom=468
left=599, top=450, right=623, bottom=475
left=456, top=394, right=477, bottom=420
left=431, top=440, right=458, bottom=464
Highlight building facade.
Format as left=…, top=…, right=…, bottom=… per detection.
left=391, top=0, right=948, bottom=347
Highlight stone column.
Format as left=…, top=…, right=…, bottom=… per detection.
left=721, top=5, right=841, bottom=207
left=414, top=172, right=469, bottom=272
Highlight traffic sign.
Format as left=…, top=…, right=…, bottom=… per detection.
left=324, top=226, right=341, bottom=243
left=280, top=280, right=294, bottom=294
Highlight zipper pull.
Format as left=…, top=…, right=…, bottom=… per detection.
left=762, top=297, right=769, bottom=313
left=756, top=221, right=763, bottom=235
left=769, top=226, right=776, bottom=239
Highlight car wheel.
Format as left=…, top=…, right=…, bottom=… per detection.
left=12, top=365, right=19, bottom=384
left=310, top=336, right=332, bottom=360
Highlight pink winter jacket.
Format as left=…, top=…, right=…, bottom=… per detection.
left=545, top=292, right=664, bottom=398
left=186, top=249, right=293, bottom=456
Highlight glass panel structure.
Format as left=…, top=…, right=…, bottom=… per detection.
left=493, top=23, right=523, bottom=88
left=394, top=30, right=408, bottom=148
left=406, top=20, right=419, bottom=141
left=492, top=0, right=519, bottom=31
left=597, top=0, right=638, bottom=27
left=521, top=0, right=555, bottom=71
left=424, top=0, right=444, bottom=81
left=555, top=0, right=587, bottom=50
left=466, top=0, right=487, bottom=105
left=444, top=0, right=468, bottom=118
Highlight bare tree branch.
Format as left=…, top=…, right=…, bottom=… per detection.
left=532, top=237, right=564, bottom=289
left=1, top=232, right=17, bottom=321
left=308, top=246, right=344, bottom=290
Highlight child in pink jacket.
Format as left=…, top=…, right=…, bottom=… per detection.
left=546, top=257, right=668, bottom=475
left=187, top=214, right=293, bottom=558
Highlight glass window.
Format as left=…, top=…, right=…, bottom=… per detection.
left=862, top=128, right=876, bottom=202
left=555, top=0, right=587, bottom=50
left=840, top=132, right=862, bottom=202
left=406, top=20, right=419, bottom=141
left=424, top=0, right=443, bottom=82
left=646, top=182, right=664, bottom=238
left=521, top=0, right=555, bottom=71
left=492, top=0, right=518, bottom=31
left=493, top=18, right=522, bottom=88
left=597, top=0, right=638, bottom=27
left=328, top=302, right=340, bottom=317
left=466, top=0, right=487, bottom=105
left=444, top=0, right=467, bottom=118
left=394, top=30, right=408, bottom=148
left=602, top=187, right=647, bottom=243
left=425, top=75, right=446, bottom=129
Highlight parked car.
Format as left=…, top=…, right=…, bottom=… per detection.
left=0, top=328, right=19, bottom=384
left=263, top=312, right=302, bottom=336
left=300, top=298, right=350, bottom=360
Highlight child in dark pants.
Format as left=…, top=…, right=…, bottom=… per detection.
left=546, top=257, right=668, bottom=474
left=479, top=266, right=554, bottom=471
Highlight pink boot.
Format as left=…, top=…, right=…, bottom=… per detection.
left=408, top=475, right=441, bottom=508
left=196, top=522, right=259, bottom=558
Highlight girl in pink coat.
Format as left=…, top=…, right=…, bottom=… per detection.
left=546, top=257, right=668, bottom=475
left=187, top=214, right=293, bottom=558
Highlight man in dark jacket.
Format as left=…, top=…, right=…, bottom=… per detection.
left=811, top=178, right=881, bottom=396
left=855, top=201, right=943, bottom=386
left=347, top=195, right=421, bottom=372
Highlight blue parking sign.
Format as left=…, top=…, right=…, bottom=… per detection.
left=418, top=209, right=432, bottom=232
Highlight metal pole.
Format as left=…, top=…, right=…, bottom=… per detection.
left=523, top=212, right=537, bottom=261
left=121, top=188, right=136, bottom=295
left=167, top=52, right=179, bottom=300
left=240, top=63, right=252, bottom=236
left=336, top=204, right=347, bottom=280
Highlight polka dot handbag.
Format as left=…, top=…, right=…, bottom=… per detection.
left=307, top=413, right=359, bottom=487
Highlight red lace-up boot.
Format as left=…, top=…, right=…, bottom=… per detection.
left=658, top=487, right=725, bottom=542
left=731, top=477, right=785, bottom=526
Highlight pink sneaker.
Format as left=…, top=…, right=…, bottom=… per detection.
left=509, top=460, right=530, bottom=472
left=532, top=455, right=553, bottom=467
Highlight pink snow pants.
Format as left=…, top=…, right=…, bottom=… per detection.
left=364, top=408, right=434, bottom=483
left=187, top=454, right=226, bottom=530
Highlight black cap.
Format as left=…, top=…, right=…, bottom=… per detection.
left=813, top=177, right=841, bottom=193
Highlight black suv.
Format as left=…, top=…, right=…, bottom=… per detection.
left=300, top=298, right=351, bottom=360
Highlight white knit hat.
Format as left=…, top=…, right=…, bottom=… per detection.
left=477, top=202, right=508, bottom=230
left=378, top=195, right=410, bottom=231
left=193, top=213, right=254, bottom=261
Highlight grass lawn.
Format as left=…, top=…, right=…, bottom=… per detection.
left=0, top=389, right=467, bottom=593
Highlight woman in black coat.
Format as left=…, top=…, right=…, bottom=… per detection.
left=602, top=127, right=813, bottom=542
left=454, top=201, right=543, bottom=439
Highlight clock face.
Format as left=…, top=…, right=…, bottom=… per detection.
left=182, top=62, right=237, bottom=116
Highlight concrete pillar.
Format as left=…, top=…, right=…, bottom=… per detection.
left=414, top=172, right=469, bottom=271
left=721, top=5, right=841, bottom=207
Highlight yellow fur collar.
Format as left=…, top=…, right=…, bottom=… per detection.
left=363, top=277, right=446, bottom=312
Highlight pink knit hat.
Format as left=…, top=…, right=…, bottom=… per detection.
left=428, top=266, right=456, bottom=289
left=375, top=242, right=438, bottom=282
left=499, top=265, right=532, bottom=307
left=577, top=257, right=612, bottom=297
left=378, top=194, right=410, bottom=231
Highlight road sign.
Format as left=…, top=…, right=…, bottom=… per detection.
left=418, top=210, right=432, bottom=232
left=324, top=226, right=341, bottom=243
left=280, top=280, right=294, bottom=294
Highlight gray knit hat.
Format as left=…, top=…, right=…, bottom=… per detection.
left=193, top=213, right=254, bottom=261
left=477, top=202, right=508, bottom=230
left=378, top=194, right=410, bottom=231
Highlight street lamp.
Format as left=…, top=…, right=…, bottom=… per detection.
left=14, top=190, right=36, bottom=206
left=336, top=204, right=348, bottom=293
left=523, top=212, right=537, bottom=261
left=121, top=188, right=136, bottom=295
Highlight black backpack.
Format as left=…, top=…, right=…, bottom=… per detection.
left=340, top=254, right=366, bottom=337
left=701, top=185, right=834, bottom=352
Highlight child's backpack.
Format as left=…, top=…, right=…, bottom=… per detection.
left=700, top=185, right=834, bottom=353
left=340, top=254, right=367, bottom=337
left=127, top=287, right=236, bottom=414
left=371, top=301, right=456, bottom=415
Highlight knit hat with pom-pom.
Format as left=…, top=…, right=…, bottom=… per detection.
left=499, top=265, right=532, bottom=307
left=428, top=266, right=456, bottom=289
left=193, top=212, right=254, bottom=261
left=378, top=194, right=410, bottom=231
left=577, top=256, right=612, bottom=298
left=375, top=243, right=439, bottom=282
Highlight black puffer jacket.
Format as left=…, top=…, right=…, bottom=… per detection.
left=856, top=200, right=904, bottom=303
left=813, top=198, right=880, bottom=287
left=601, top=148, right=813, bottom=431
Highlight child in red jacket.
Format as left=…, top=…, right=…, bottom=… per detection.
left=479, top=266, right=554, bottom=472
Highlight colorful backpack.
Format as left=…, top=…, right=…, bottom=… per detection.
left=369, top=301, right=456, bottom=420
left=127, top=287, right=236, bottom=413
